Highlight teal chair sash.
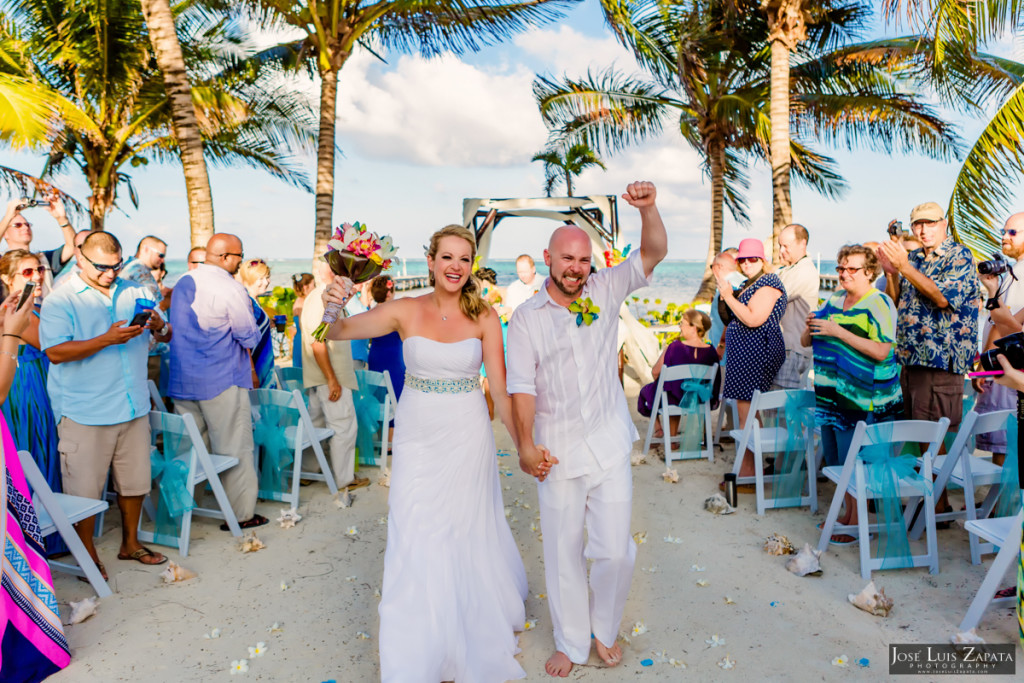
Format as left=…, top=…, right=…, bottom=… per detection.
left=771, top=392, right=815, bottom=506
left=253, top=401, right=297, bottom=500
left=995, top=414, right=1022, bottom=519
left=150, top=413, right=196, bottom=539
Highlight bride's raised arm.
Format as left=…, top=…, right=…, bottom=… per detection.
left=480, top=307, right=516, bottom=448
left=322, top=281, right=405, bottom=341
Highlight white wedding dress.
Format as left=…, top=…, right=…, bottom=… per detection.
left=378, top=336, right=528, bottom=682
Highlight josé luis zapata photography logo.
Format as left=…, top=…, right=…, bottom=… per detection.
left=889, top=644, right=1016, bottom=675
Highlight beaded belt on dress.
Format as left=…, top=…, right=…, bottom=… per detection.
left=404, top=373, right=479, bottom=394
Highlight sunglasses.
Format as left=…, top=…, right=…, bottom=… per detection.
left=19, top=265, right=46, bottom=278
left=81, top=253, right=123, bottom=273
left=1002, top=228, right=1019, bottom=237
left=212, top=252, right=244, bottom=259
left=189, top=260, right=205, bottom=265
left=835, top=266, right=865, bottom=275
left=736, top=256, right=761, bottom=264
left=10, top=222, right=31, bottom=229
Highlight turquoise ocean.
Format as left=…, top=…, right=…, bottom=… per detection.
left=164, top=258, right=840, bottom=308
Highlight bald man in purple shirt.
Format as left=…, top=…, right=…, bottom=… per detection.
left=168, top=233, right=267, bottom=529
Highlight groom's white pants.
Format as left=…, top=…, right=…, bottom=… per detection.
left=537, top=457, right=636, bottom=664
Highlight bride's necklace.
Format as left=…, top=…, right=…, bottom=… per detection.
left=434, top=296, right=454, bottom=322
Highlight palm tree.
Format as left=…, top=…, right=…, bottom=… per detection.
left=531, top=142, right=607, bottom=196
left=140, top=0, right=215, bottom=247
left=540, top=0, right=959, bottom=300
left=0, top=0, right=316, bottom=232
left=877, top=0, right=1024, bottom=256
left=241, top=0, right=581, bottom=262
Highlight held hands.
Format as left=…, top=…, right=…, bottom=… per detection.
left=519, top=443, right=558, bottom=482
left=0, top=293, right=32, bottom=337
left=621, top=181, right=657, bottom=209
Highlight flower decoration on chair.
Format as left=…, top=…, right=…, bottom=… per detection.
left=312, top=222, right=398, bottom=341
left=604, top=243, right=631, bottom=268
left=568, top=297, right=600, bottom=327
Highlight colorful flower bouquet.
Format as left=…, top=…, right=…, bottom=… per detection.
left=312, top=222, right=397, bottom=341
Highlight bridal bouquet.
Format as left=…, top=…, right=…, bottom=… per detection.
left=312, top=222, right=397, bottom=341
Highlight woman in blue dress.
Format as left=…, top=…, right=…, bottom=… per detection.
left=0, top=249, right=66, bottom=555
left=368, top=275, right=405, bottom=402
left=238, top=259, right=275, bottom=388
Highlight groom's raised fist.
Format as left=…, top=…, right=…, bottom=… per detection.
left=622, top=181, right=657, bottom=209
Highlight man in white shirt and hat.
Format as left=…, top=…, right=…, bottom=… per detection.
left=506, top=181, right=667, bottom=676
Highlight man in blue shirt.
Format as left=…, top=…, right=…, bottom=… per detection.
left=168, top=233, right=267, bottom=529
left=40, top=232, right=172, bottom=574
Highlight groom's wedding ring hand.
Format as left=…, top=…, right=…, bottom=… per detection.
left=519, top=445, right=558, bottom=482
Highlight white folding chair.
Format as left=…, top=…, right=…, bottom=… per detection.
left=727, top=389, right=819, bottom=515
left=713, top=398, right=739, bottom=451
left=641, top=364, right=718, bottom=464
left=137, top=411, right=243, bottom=556
left=18, top=450, right=112, bottom=597
left=353, top=369, right=398, bottom=468
left=817, top=418, right=949, bottom=580
left=250, top=388, right=338, bottom=508
left=274, top=366, right=304, bottom=395
left=148, top=379, right=168, bottom=412
left=957, top=506, right=1023, bottom=632
left=907, top=409, right=1013, bottom=564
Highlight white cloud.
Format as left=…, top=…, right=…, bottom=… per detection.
left=513, top=24, right=639, bottom=76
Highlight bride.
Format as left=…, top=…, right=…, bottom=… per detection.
left=323, top=225, right=541, bottom=682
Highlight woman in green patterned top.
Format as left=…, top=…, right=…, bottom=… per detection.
left=801, top=244, right=903, bottom=543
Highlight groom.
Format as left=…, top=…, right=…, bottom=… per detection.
left=506, top=181, right=667, bottom=676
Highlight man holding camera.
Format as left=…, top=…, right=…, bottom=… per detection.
left=974, top=213, right=1024, bottom=465
left=877, top=202, right=981, bottom=432
left=1, top=196, right=77, bottom=278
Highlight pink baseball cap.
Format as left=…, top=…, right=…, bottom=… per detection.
left=736, top=238, right=765, bottom=260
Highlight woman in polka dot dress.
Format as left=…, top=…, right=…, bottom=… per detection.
left=713, top=238, right=788, bottom=480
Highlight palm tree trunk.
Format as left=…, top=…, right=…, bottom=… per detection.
left=314, top=65, right=340, bottom=268
left=565, top=170, right=573, bottom=197
left=140, top=0, right=214, bottom=249
left=88, top=185, right=114, bottom=232
left=769, top=38, right=793, bottom=264
left=694, top=139, right=725, bottom=303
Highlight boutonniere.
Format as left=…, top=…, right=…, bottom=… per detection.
left=568, top=297, right=600, bottom=327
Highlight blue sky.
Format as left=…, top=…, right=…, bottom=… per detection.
left=1, top=0, right=1019, bottom=264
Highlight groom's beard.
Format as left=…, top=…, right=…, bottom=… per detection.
left=551, top=270, right=587, bottom=299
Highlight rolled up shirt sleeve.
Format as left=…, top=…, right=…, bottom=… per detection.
left=505, top=313, right=537, bottom=396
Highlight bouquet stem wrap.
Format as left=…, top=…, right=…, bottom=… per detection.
left=312, top=247, right=389, bottom=341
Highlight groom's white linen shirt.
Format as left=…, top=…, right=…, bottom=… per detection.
left=506, top=250, right=652, bottom=481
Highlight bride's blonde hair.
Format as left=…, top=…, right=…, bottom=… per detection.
left=427, top=225, right=488, bottom=321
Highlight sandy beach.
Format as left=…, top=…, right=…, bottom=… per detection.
left=48, top=374, right=1020, bottom=682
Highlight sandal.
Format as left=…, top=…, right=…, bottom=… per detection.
left=995, top=586, right=1016, bottom=599
left=222, top=514, right=269, bottom=532
left=117, top=547, right=168, bottom=565
left=829, top=534, right=858, bottom=546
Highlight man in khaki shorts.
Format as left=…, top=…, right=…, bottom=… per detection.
left=41, top=232, right=172, bottom=576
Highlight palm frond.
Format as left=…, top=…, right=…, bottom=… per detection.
left=0, top=163, right=88, bottom=219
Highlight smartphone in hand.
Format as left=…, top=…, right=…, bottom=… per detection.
left=128, top=310, right=152, bottom=327
left=16, top=282, right=36, bottom=311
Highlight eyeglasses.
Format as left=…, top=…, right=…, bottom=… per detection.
left=1002, top=229, right=1019, bottom=237
left=10, top=222, right=30, bottom=229
left=81, top=253, right=123, bottom=273
left=212, top=252, right=243, bottom=259
left=835, top=266, right=865, bottom=275
left=19, top=266, right=46, bottom=278
left=189, top=260, right=204, bottom=265
left=736, top=256, right=760, bottom=264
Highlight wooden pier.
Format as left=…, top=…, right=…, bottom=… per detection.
left=819, top=274, right=840, bottom=291
left=393, top=275, right=430, bottom=291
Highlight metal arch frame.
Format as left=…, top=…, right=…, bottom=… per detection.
left=461, top=195, right=620, bottom=268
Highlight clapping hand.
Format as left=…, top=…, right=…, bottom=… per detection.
left=711, top=262, right=730, bottom=295
left=877, top=239, right=908, bottom=275
left=621, top=181, right=657, bottom=209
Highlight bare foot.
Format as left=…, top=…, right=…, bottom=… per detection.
left=545, top=651, right=573, bottom=677
left=595, top=638, right=622, bottom=667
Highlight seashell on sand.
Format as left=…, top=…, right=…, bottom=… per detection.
left=847, top=581, right=893, bottom=617
left=630, top=452, right=647, bottom=466
left=378, top=467, right=391, bottom=487
left=703, top=493, right=735, bottom=515
left=334, top=490, right=353, bottom=508
left=277, top=508, right=302, bottom=528
left=785, top=543, right=823, bottom=576
left=763, top=533, right=795, bottom=555
left=160, top=561, right=197, bottom=584
left=238, top=531, right=265, bottom=553
left=68, top=596, right=99, bottom=624
left=951, top=628, right=985, bottom=645
left=662, top=468, right=679, bottom=483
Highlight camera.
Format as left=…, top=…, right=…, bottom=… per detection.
left=977, top=252, right=1010, bottom=276
left=979, top=331, right=1024, bottom=371
left=15, top=199, right=46, bottom=210
left=887, top=220, right=903, bottom=237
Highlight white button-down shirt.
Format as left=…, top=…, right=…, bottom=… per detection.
left=506, top=251, right=652, bottom=480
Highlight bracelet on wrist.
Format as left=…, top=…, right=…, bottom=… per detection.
left=2, top=333, right=22, bottom=340
left=58, top=222, right=71, bottom=228
left=0, top=350, right=17, bottom=366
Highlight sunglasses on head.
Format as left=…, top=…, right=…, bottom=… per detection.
left=82, top=253, right=123, bottom=273
left=247, top=259, right=266, bottom=267
left=20, top=265, right=45, bottom=278
left=736, top=256, right=760, bottom=264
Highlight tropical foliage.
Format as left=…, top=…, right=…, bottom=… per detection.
left=537, top=0, right=959, bottom=300
left=0, top=0, right=316, bottom=231
left=239, top=0, right=582, bottom=262
left=531, top=142, right=607, bottom=196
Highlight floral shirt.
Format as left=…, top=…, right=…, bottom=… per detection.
left=894, top=237, right=981, bottom=375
